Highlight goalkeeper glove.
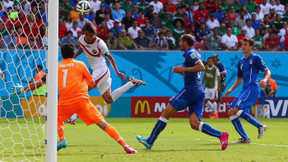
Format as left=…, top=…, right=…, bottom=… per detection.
left=11, top=84, right=24, bottom=95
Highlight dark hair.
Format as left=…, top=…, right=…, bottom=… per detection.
left=243, top=37, right=254, bottom=47
left=73, top=21, right=78, bottom=25
left=245, top=18, right=252, bottom=22
left=37, top=65, right=43, bottom=70
left=61, top=43, right=75, bottom=59
left=181, top=34, right=194, bottom=46
left=212, top=54, right=219, bottom=61
left=83, top=23, right=96, bottom=34
left=200, top=22, right=206, bottom=26
left=207, top=57, right=213, bottom=61
left=66, top=30, right=72, bottom=35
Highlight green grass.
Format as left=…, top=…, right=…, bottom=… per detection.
left=1, top=118, right=288, bottom=161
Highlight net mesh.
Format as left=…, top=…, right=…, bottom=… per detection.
left=0, top=0, right=48, bottom=161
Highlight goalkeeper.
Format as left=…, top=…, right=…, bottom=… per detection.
left=11, top=43, right=137, bottom=154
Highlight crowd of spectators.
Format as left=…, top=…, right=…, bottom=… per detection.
left=1, top=0, right=288, bottom=51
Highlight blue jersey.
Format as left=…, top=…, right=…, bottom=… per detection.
left=169, top=47, right=205, bottom=118
left=183, top=47, right=202, bottom=87
left=216, top=63, right=226, bottom=83
left=237, top=53, right=268, bottom=89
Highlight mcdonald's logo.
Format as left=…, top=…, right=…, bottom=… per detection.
left=135, top=100, right=151, bottom=115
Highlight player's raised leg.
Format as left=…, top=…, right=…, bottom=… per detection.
left=137, top=103, right=177, bottom=149
left=101, top=76, right=146, bottom=104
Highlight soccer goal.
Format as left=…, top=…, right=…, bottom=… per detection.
left=0, top=0, right=58, bottom=161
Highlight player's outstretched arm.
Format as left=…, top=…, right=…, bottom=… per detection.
left=106, top=54, right=127, bottom=80
left=11, top=79, right=45, bottom=95
left=74, top=47, right=84, bottom=58
left=260, top=68, right=271, bottom=87
left=225, top=77, right=243, bottom=97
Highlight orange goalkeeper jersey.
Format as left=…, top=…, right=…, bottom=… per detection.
left=58, top=58, right=93, bottom=105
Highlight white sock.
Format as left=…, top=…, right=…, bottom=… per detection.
left=213, top=102, right=217, bottom=114
left=111, top=81, right=134, bottom=102
left=206, top=100, right=213, bottom=111
left=70, top=113, right=77, bottom=121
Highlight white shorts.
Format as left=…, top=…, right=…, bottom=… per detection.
left=205, top=88, right=218, bottom=100
left=92, top=67, right=112, bottom=95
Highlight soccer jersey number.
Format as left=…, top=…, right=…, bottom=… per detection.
left=62, top=69, right=68, bottom=88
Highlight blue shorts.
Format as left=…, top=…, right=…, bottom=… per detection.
left=169, top=87, right=205, bottom=120
left=229, top=85, right=259, bottom=113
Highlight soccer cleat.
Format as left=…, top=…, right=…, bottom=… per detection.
left=210, top=114, right=218, bottom=119
left=124, top=145, right=137, bottom=154
left=257, top=125, right=268, bottom=139
left=219, top=132, right=229, bottom=150
left=129, top=77, right=146, bottom=86
left=136, top=135, right=152, bottom=149
left=65, top=118, right=76, bottom=125
left=235, top=138, right=251, bottom=144
left=57, top=139, right=67, bottom=151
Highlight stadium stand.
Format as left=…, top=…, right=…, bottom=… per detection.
left=1, top=0, right=288, bottom=51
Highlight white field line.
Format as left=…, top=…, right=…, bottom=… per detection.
left=130, top=138, right=288, bottom=148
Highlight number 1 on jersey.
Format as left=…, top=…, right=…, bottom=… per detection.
left=62, top=69, right=68, bottom=88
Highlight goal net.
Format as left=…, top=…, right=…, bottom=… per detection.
left=0, top=0, right=49, bottom=161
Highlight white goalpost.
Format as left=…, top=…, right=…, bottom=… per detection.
left=46, top=0, right=58, bottom=161
left=0, top=0, right=58, bottom=161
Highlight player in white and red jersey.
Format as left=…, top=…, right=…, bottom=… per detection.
left=75, top=23, right=146, bottom=104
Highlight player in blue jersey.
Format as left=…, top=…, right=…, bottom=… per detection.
left=225, top=37, right=271, bottom=144
left=136, top=34, right=229, bottom=151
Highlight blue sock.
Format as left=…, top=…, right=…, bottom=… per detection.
left=199, top=122, right=222, bottom=138
left=147, top=117, right=168, bottom=145
left=230, top=115, right=249, bottom=139
left=237, top=110, right=263, bottom=128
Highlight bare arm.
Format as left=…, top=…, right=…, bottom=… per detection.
left=220, top=70, right=227, bottom=75
left=75, top=47, right=84, bottom=58
left=260, top=68, right=271, bottom=87
left=182, top=61, right=205, bottom=72
left=225, top=77, right=243, bottom=96
left=23, top=79, right=45, bottom=92
left=131, top=41, right=138, bottom=50
left=106, top=54, right=127, bottom=79
left=173, top=61, right=205, bottom=75
left=118, top=42, right=127, bottom=50
left=155, top=41, right=161, bottom=50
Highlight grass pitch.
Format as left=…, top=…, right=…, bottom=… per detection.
left=1, top=118, right=288, bottom=161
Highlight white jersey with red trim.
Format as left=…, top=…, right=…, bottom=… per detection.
left=79, top=35, right=109, bottom=70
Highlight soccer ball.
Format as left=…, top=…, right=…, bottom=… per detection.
left=76, top=0, right=91, bottom=15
